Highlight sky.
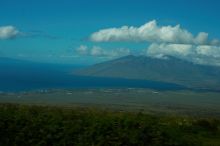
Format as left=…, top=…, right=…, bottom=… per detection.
left=1, top=0, right=220, bottom=65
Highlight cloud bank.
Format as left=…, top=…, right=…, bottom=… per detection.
left=90, top=20, right=219, bottom=45
left=145, top=43, right=220, bottom=66
left=0, top=26, right=20, bottom=40
left=76, top=45, right=131, bottom=58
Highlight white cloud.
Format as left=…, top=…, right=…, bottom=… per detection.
left=76, top=45, right=89, bottom=55
left=0, top=26, right=20, bottom=40
left=194, top=32, right=208, bottom=45
left=75, top=45, right=131, bottom=58
left=210, top=39, right=220, bottom=46
left=90, top=20, right=218, bottom=45
left=90, top=46, right=104, bottom=56
left=145, top=43, right=220, bottom=66
left=146, top=43, right=193, bottom=57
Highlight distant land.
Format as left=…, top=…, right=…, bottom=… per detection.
left=1, top=88, right=220, bottom=117
left=74, top=55, right=220, bottom=91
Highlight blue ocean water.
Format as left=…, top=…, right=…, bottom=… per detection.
left=0, top=58, right=185, bottom=92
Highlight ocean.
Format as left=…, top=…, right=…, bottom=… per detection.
left=0, top=58, right=185, bottom=92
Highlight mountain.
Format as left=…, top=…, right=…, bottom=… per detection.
left=73, top=55, right=220, bottom=90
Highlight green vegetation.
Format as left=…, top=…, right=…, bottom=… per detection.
left=0, top=103, right=220, bottom=146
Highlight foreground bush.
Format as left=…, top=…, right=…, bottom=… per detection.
left=0, top=103, right=219, bottom=146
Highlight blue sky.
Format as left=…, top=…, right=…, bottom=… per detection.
left=1, top=0, right=220, bottom=65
